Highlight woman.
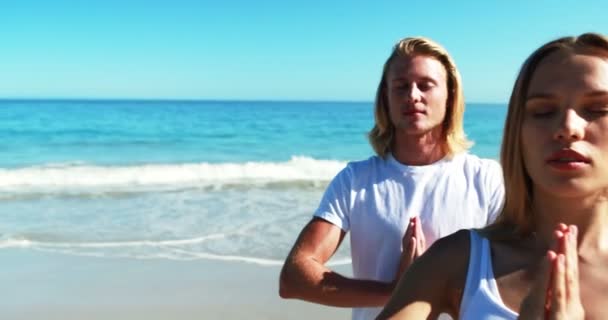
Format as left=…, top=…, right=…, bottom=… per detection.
left=378, top=32, right=608, bottom=319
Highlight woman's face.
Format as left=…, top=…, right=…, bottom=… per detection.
left=521, top=50, right=608, bottom=199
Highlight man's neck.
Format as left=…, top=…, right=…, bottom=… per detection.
left=391, top=130, right=446, bottom=166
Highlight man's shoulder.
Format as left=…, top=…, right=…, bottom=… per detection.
left=345, top=155, right=386, bottom=171
left=449, top=153, right=501, bottom=173
left=338, top=155, right=393, bottom=185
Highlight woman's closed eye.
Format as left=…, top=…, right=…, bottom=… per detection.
left=526, top=104, right=558, bottom=118
left=584, top=101, right=608, bottom=116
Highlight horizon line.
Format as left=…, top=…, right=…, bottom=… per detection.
left=0, top=97, right=508, bottom=105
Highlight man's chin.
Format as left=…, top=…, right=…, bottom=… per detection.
left=395, top=124, right=433, bottom=135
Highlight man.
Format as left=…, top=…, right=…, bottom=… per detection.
left=279, top=37, right=504, bottom=320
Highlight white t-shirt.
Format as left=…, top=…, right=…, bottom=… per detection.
left=314, top=153, right=505, bottom=320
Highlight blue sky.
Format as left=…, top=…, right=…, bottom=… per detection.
left=1, top=0, right=607, bottom=103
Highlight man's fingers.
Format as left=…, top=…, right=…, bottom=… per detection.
left=413, top=216, right=426, bottom=254
left=398, top=235, right=417, bottom=276
left=403, top=230, right=416, bottom=262
left=416, top=237, right=425, bottom=257
left=407, top=236, right=416, bottom=261
left=402, top=218, right=414, bottom=249
left=401, top=216, right=426, bottom=260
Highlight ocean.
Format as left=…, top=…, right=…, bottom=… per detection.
left=0, top=100, right=506, bottom=266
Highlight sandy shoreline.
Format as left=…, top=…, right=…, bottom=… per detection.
left=0, top=249, right=352, bottom=320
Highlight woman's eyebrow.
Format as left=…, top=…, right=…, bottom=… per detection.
left=525, top=93, right=556, bottom=102
left=583, top=90, right=608, bottom=98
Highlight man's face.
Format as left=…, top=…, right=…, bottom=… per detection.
left=386, top=55, right=449, bottom=137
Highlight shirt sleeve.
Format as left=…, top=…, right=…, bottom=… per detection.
left=484, top=159, right=505, bottom=224
left=313, top=164, right=353, bottom=232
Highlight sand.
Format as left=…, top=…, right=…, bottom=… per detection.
left=0, top=249, right=352, bottom=320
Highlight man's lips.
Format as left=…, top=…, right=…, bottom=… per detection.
left=402, top=109, right=426, bottom=116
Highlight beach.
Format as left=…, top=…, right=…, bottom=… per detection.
left=1, top=248, right=351, bottom=320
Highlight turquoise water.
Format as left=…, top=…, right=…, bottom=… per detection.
left=0, top=100, right=506, bottom=265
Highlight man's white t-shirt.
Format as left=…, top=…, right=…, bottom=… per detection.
left=314, top=153, right=505, bottom=320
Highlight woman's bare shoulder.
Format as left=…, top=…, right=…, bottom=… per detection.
left=421, top=229, right=472, bottom=266
left=378, top=230, right=474, bottom=319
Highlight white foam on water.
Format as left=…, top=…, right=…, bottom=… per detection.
left=0, top=233, right=225, bottom=249
left=0, top=156, right=347, bottom=194
left=0, top=238, right=33, bottom=248
left=0, top=234, right=352, bottom=267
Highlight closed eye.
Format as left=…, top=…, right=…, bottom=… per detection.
left=525, top=104, right=558, bottom=118
left=531, top=110, right=556, bottom=118
left=588, top=108, right=608, bottom=114
left=525, top=96, right=559, bottom=119
left=585, top=101, right=608, bottom=114
left=417, top=81, right=435, bottom=92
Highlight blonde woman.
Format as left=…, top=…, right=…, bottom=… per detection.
left=378, top=33, right=608, bottom=319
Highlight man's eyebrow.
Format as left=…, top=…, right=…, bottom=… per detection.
left=390, top=76, right=438, bottom=83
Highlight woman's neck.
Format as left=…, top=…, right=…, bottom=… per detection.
left=532, top=190, right=608, bottom=256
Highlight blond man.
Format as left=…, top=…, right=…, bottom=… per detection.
left=279, top=37, right=504, bottom=320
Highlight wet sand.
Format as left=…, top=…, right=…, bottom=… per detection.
left=0, top=249, right=351, bottom=320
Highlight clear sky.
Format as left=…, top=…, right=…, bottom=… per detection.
left=1, top=0, right=607, bottom=103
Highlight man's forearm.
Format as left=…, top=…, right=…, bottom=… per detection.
left=279, top=258, right=395, bottom=307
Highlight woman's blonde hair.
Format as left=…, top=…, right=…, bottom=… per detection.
left=368, top=36, right=471, bottom=158
left=491, top=33, right=608, bottom=236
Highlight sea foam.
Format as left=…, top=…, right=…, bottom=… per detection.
left=0, top=156, right=347, bottom=194
left=0, top=235, right=352, bottom=266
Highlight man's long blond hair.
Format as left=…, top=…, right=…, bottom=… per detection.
left=368, top=37, right=471, bottom=158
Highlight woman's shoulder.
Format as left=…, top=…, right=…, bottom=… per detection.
left=425, top=229, right=472, bottom=259
left=389, top=229, right=474, bottom=317
left=415, top=229, right=473, bottom=285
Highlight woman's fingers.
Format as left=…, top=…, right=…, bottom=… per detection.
left=547, top=224, right=584, bottom=320
left=566, top=226, right=580, bottom=301
left=549, top=227, right=567, bottom=318
left=549, top=253, right=566, bottom=318
left=518, top=251, right=554, bottom=319
left=520, top=224, right=584, bottom=320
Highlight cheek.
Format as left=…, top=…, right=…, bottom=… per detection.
left=428, top=91, right=448, bottom=114
left=431, top=101, right=448, bottom=121
left=520, top=123, right=541, bottom=169
left=387, top=98, right=399, bottom=117
left=590, top=122, right=608, bottom=147
left=386, top=90, right=398, bottom=107
left=386, top=99, right=402, bottom=125
left=589, top=125, right=608, bottom=165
